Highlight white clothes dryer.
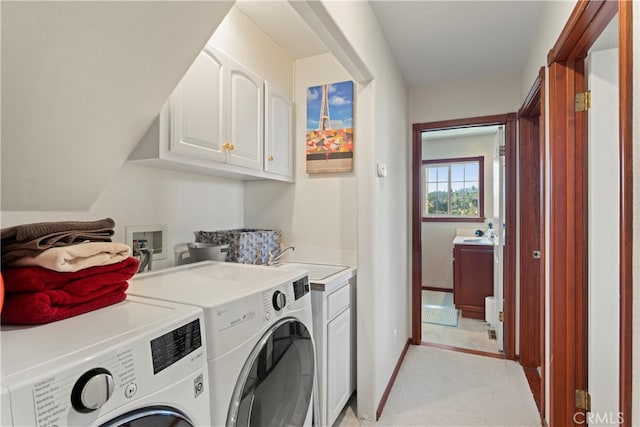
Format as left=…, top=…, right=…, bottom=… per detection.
left=128, top=261, right=315, bottom=427
left=1, top=296, right=210, bottom=427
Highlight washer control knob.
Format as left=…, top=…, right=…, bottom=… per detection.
left=272, top=290, right=287, bottom=311
left=71, top=368, right=115, bottom=413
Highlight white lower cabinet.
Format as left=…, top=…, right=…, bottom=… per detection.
left=327, top=308, right=351, bottom=425
left=312, top=276, right=355, bottom=427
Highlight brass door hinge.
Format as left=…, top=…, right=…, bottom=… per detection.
left=499, top=311, right=504, bottom=322
left=575, top=91, right=591, bottom=112
left=575, top=389, right=591, bottom=411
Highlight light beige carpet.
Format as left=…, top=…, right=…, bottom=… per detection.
left=335, top=346, right=540, bottom=427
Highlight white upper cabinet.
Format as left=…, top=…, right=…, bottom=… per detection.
left=264, top=81, right=294, bottom=179
left=169, top=46, right=226, bottom=162
left=226, top=56, right=263, bottom=171
left=128, top=7, right=295, bottom=183
left=129, top=47, right=293, bottom=182
left=171, top=46, right=263, bottom=171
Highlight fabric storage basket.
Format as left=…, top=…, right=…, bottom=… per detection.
left=194, top=229, right=281, bottom=265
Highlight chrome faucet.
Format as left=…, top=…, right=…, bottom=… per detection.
left=268, top=245, right=295, bottom=265
left=133, top=240, right=154, bottom=272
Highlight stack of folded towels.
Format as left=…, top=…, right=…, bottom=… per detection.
left=0, top=218, right=139, bottom=325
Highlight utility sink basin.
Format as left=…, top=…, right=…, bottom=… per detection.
left=452, top=236, right=495, bottom=246
left=276, top=262, right=349, bottom=281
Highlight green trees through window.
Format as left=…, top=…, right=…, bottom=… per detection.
left=423, top=157, right=484, bottom=220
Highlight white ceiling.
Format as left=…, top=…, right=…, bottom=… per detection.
left=234, top=0, right=328, bottom=59
left=238, top=1, right=545, bottom=89
left=369, top=1, right=545, bottom=88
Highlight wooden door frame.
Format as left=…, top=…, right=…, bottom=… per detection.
left=518, top=66, right=546, bottom=418
left=547, top=0, right=633, bottom=425
left=411, top=113, right=518, bottom=360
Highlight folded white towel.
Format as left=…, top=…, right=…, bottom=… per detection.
left=8, top=242, right=131, bottom=272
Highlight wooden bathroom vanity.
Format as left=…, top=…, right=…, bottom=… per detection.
left=452, top=237, right=494, bottom=319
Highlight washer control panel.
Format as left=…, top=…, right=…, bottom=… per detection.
left=71, top=368, right=115, bottom=413
left=263, top=285, right=291, bottom=321
left=4, top=313, right=206, bottom=427
left=272, top=290, right=287, bottom=311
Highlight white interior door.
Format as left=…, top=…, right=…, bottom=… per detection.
left=493, top=126, right=505, bottom=352
left=587, top=27, right=620, bottom=423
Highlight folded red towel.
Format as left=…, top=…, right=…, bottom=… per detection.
left=1, top=285, right=127, bottom=324
left=1, top=257, right=139, bottom=293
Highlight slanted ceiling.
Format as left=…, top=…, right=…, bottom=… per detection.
left=1, top=1, right=234, bottom=211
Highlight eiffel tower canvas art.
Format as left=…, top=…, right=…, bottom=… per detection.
left=306, top=80, right=354, bottom=173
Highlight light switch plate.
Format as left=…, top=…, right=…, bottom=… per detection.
left=377, top=162, right=388, bottom=177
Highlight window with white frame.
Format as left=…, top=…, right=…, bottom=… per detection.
left=422, top=156, right=484, bottom=222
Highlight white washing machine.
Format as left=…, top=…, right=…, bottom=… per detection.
left=1, top=296, right=211, bottom=427
left=127, top=261, right=315, bottom=427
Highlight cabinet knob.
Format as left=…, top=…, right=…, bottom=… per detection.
left=228, top=143, right=235, bottom=152
left=222, top=142, right=235, bottom=152
left=268, top=155, right=274, bottom=161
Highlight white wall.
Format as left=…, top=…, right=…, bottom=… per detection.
left=318, top=1, right=409, bottom=421
left=409, top=74, right=522, bottom=124
left=208, top=6, right=294, bottom=98
left=520, top=1, right=577, bottom=101
left=587, top=45, right=620, bottom=426
left=0, top=164, right=245, bottom=270
left=1, top=4, right=296, bottom=272
left=0, top=1, right=233, bottom=211
left=244, top=53, right=357, bottom=265
left=421, top=133, right=495, bottom=289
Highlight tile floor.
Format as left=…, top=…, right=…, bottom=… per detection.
left=421, top=290, right=500, bottom=354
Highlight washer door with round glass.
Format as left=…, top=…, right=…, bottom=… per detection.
left=227, top=317, right=315, bottom=427
left=100, top=406, right=194, bottom=427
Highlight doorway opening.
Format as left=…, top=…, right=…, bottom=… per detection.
left=411, top=113, right=517, bottom=361
left=419, top=125, right=502, bottom=356
left=546, top=1, right=632, bottom=425
left=518, top=66, right=546, bottom=416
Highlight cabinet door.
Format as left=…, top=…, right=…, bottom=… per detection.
left=327, top=308, right=351, bottom=426
left=169, top=46, right=226, bottom=161
left=226, top=57, right=263, bottom=170
left=453, top=244, right=494, bottom=319
left=264, top=81, right=293, bottom=180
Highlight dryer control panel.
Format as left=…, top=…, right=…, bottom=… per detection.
left=293, top=276, right=310, bottom=300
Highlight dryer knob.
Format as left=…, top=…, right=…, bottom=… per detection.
left=272, top=290, right=287, bottom=311
left=71, top=368, right=115, bottom=413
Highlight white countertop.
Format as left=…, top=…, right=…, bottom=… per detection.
left=275, top=261, right=356, bottom=292
left=452, top=236, right=495, bottom=246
